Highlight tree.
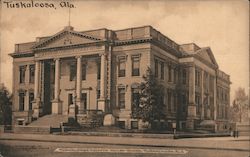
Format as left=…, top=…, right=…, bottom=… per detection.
left=132, top=67, right=166, bottom=129
left=229, top=87, right=249, bottom=123
left=0, top=84, right=12, bottom=126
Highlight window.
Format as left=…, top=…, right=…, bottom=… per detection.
left=198, top=72, right=200, bottom=86
left=131, top=121, right=138, bottom=129
left=18, top=120, right=24, bottom=125
left=132, top=56, right=140, bottom=76
left=81, top=93, right=87, bottom=110
left=195, top=70, right=197, bottom=86
left=19, top=92, right=25, bottom=111
left=50, top=64, right=55, bottom=83
left=97, top=62, right=100, bottom=80
left=167, top=91, right=172, bottom=112
left=173, top=93, right=177, bottom=112
left=204, top=72, right=208, bottom=91
left=29, top=65, right=35, bottom=83
left=160, top=62, right=164, bottom=80
left=29, top=92, right=34, bottom=110
left=209, top=76, right=214, bottom=91
left=195, top=70, right=201, bottom=87
left=50, top=87, right=55, bottom=100
left=19, top=66, right=26, bottom=84
left=70, top=64, right=76, bottom=81
left=82, top=64, right=87, bottom=80
left=132, top=88, right=140, bottom=109
left=118, top=121, right=125, bottom=129
left=118, top=88, right=125, bottom=109
left=68, top=94, right=73, bottom=106
left=155, top=59, right=158, bottom=77
left=168, top=65, right=172, bottom=82
left=97, top=90, right=100, bottom=99
left=182, top=69, right=187, bottom=84
left=182, top=94, right=186, bottom=112
left=174, top=69, right=178, bottom=84
left=195, top=94, right=201, bottom=114
left=118, top=58, right=126, bottom=77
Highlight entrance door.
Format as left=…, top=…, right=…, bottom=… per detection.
left=68, top=93, right=73, bottom=112
left=43, top=61, right=53, bottom=115
left=81, top=93, right=87, bottom=110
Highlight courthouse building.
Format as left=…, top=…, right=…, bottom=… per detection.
left=10, top=25, right=231, bottom=131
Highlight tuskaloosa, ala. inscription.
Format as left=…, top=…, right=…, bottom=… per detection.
left=2, top=0, right=75, bottom=9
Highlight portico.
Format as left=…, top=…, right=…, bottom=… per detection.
left=29, top=27, right=109, bottom=119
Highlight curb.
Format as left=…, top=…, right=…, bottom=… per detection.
left=60, top=132, right=174, bottom=139
left=55, top=131, right=231, bottom=139
left=0, top=138, right=248, bottom=152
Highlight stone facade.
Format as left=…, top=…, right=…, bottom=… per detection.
left=10, top=25, right=231, bottom=131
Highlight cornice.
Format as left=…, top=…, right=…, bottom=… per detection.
left=113, top=37, right=152, bottom=46
left=9, top=52, right=34, bottom=58
left=33, top=40, right=106, bottom=53
left=150, top=38, right=182, bottom=58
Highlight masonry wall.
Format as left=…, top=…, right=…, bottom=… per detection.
left=12, top=57, right=35, bottom=112
left=111, top=43, right=151, bottom=129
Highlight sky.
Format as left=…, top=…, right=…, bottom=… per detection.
left=0, top=0, right=249, bottom=103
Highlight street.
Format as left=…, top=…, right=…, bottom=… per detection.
left=0, top=139, right=249, bottom=157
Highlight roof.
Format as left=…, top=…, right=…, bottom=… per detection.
left=8, top=25, right=223, bottom=72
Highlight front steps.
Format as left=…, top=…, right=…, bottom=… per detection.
left=13, top=114, right=68, bottom=134
left=29, top=114, right=68, bottom=128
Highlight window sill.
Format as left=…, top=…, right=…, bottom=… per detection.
left=131, top=76, right=142, bottom=78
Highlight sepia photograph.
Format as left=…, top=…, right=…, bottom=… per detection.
left=0, top=0, right=249, bottom=156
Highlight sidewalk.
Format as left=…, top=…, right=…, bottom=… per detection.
left=0, top=133, right=249, bottom=152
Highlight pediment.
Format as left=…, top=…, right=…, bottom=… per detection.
left=196, top=47, right=218, bottom=67
left=33, top=29, right=102, bottom=49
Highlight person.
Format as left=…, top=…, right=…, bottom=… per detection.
left=236, top=128, right=239, bottom=138
left=233, top=129, right=236, bottom=138
left=229, top=126, right=233, bottom=137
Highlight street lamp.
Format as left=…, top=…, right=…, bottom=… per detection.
left=88, top=87, right=92, bottom=114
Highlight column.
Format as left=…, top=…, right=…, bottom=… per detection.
left=213, top=76, right=217, bottom=120
left=98, top=52, right=107, bottom=112
left=52, top=58, right=62, bottom=114
left=201, top=70, right=204, bottom=119
left=25, top=65, right=30, bottom=86
left=32, top=60, right=41, bottom=119
left=34, top=61, right=40, bottom=100
left=76, top=56, right=83, bottom=114
left=188, top=65, right=196, bottom=114
left=207, top=75, right=211, bottom=119
left=100, top=53, right=106, bottom=99
left=186, top=65, right=196, bottom=130
left=24, top=91, right=29, bottom=111
left=54, top=58, right=60, bottom=100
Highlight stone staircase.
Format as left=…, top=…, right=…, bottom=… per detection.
left=13, top=114, right=68, bottom=134
left=29, top=114, right=68, bottom=128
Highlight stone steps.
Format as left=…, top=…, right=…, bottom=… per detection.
left=28, top=114, right=68, bottom=128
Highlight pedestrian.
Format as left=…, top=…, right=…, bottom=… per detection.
left=229, top=126, right=233, bottom=136
left=233, top=130, right=236, bottom=138
left=236, top=129, right=239, bottom=138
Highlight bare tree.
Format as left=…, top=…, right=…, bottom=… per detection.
left=229, top=87, right=249, bottom=123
